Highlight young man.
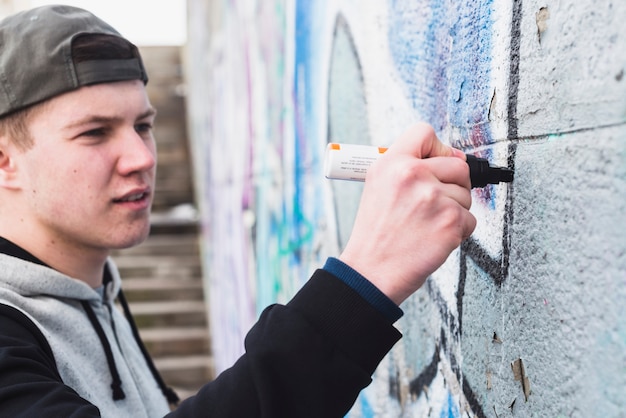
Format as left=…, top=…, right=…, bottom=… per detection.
left=0, top=5, right=475, bottom=418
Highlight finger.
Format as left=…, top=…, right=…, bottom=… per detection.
left=385, top=123, right=466, bottom=160
left=462, top=209, right=477, bottom=240
left=439, top=183, right=473, bottom=210
left=420, top=156, right=472, bottom=190
left=439, top=195, right=476, bottom=239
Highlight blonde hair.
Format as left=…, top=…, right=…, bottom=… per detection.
left=0, top=105, right=40, bottom=150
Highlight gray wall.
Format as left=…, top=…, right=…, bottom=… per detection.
left=185, top=0, right=626, bottom=416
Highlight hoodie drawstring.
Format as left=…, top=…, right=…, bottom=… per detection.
left=81, top=300, right=126, bottom=401
left=117, top=289, right=180, bottom=406
left=80, top=292, right=180, bottom=406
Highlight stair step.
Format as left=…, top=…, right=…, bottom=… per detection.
left=155, top=355, right=213, bottom=371
left=155, top=355, right=214, bottom=389
left=113, top=255, right=201, bottom=268
left=140, top=327, right=210, bottom=357
left=123, top=278, right=203, bottom=291
left=170, top=386, right=198, bottom=401
left=130, top=300, right=206, bottom=315
left=122, top=278, right=204, bottom=301
left=129, top=301, right=208, bottom=327
left=149, top=221, right=199, bottom=235
left=113, top=255, right=202, bottom=279
left=113, top=234, right=200, bottom=256
left=140, top=327, right=209, bottom=342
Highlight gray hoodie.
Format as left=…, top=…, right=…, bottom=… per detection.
left=0, top=253, right=171, bottom=417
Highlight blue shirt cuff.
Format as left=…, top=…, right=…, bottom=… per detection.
left=323, top=257, right=403, bottom=323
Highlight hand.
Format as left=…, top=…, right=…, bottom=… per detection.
left=338, top=123, right=476, bottom=305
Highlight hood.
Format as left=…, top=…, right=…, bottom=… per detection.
left=0, top=253, right=122, bottom=303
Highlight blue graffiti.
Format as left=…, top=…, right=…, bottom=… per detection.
left=440, top=392, right=461, bottom=418
left=360, top=394, right=376, bottom=418
left=387, top=0, right=495, bottom=148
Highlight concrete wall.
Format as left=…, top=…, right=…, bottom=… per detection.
left=185, top=0, right=626, bottom=416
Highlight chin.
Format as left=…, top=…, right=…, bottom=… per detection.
left=114, top=225, right=151, bottom=249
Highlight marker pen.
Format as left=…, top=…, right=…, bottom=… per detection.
left=324, top=143, right=514, bottom=188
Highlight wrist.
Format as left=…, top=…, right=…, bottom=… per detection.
left=323, top=257, right=403, bottom=323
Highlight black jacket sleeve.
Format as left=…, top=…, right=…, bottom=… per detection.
left=0, top=269, right=401, bottom=418
left=0, top=304, right=101, bottom=417
left=168, top=269, right=402, bottom=418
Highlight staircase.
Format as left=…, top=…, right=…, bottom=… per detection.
left=113, top=223, right=213, bottom=400
left=111, top=45, right=214, bottom=401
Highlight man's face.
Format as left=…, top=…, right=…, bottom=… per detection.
left=14, top=80, right=157, bottom=256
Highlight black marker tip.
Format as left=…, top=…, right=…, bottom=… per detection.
left=465, top=154, right=515, bottom=188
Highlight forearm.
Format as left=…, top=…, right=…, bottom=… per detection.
left=168, top=269, right=401, bottom=418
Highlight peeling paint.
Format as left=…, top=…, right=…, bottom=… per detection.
left=536, top=6, right=550, bottom=44
left=511, top=358, right=531, bottom=402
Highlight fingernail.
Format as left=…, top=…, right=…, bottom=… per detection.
left=452, top=148, right=466, bottom=160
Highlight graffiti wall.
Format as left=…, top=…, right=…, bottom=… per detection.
left=185, top=0, right=626, bottom=416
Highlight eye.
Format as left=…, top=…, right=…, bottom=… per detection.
left=135, top=122, right=154, bottom=134
left=81, top=127, right=107, bottom=137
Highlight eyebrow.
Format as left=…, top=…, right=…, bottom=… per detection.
left=139, top=107, right=158, bottom=120
left=64, top=107, right=157, bottom=130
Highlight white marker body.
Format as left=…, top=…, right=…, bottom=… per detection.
left=324, top=143, right=387, bottom=181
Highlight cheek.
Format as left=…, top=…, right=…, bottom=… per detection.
left=23, top=141, right=116, bottom=201
left=28, top=158, right=102, bottom=207
left=66, top=165, right=106, bottom=198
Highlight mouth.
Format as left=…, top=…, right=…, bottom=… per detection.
left=113, top=189, right=151, bottom=205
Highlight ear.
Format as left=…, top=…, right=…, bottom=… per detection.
left=0, top=137, right=21, bottom=190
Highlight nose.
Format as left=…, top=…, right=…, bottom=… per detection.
left=117, top=130, right=156, bottom=176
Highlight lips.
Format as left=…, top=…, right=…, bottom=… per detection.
left=113, top=188, right=151, bottom=204
left=116, top=192, right=146, bottom=203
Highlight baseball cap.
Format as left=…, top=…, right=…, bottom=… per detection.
left=0, top=5, right=148, bottom=118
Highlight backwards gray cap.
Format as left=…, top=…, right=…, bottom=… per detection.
left=0, top=5, right=148, bottom=118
